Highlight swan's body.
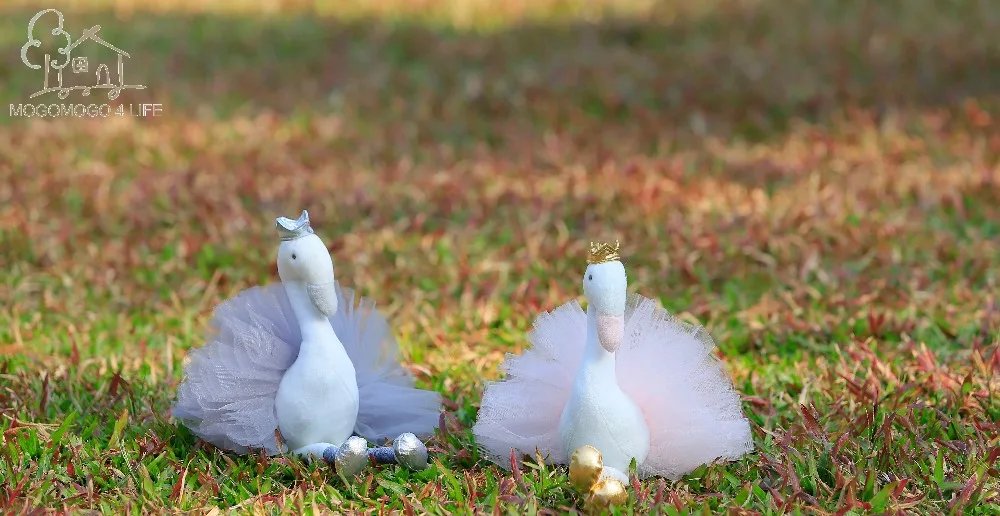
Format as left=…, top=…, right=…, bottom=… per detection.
left=558, top=307, right=649, bottom=482
left=274, top=281, right=360, bottom=453
left=274, top=355, right=359, bottom=452
left=473, top=243, right=753, bottom=484
left=173, top=211, right=440, bottom=474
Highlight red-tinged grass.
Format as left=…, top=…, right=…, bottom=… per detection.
left=1, top=0, right=999, bottom=514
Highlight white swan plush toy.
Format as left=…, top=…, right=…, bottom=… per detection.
left=473, top=241, right=753, bottom=510
left=173, top=210, right=441, bottom=476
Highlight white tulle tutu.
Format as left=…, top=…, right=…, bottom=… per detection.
left=172, top=282, right=441, bottom=455
left=473, top=294, right=753, bottom=480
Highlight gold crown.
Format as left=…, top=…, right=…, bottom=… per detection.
left=587, top=240, right=620, bottom=264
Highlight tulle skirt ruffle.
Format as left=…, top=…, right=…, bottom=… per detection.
left=172, top=283, right=441, bottom=455
left=473, top=294, right=753, bottom=480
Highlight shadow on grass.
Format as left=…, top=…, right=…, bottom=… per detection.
left=0, top=1, right=997, bottom=148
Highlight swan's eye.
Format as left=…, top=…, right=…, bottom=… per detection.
left=588, top=274, right=593, bottom=281
left=291, top=253, right=297, bottom=260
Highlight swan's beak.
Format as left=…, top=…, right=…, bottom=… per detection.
left=307, top=281, right=338, bottom=317
left=596, top=313, right=624, bottom=353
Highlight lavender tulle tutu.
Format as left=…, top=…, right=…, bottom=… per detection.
left=473, top=294, right=753, bottom=480
left=172, top=282, right=441, bottom=455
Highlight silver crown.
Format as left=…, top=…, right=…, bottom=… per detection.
left=275, top=210, right=314, bottom=241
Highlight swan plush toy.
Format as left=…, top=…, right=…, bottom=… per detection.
left=173, top=210, right=441, bottom=477
left=472, top=241, right=753, bottom=510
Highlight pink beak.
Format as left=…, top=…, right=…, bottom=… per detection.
left=596, top=313, right=625, bottom=353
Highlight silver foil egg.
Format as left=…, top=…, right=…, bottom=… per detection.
left=335, top=436, right=369, bottom=477
left=392, top=433, right=428, bottom=470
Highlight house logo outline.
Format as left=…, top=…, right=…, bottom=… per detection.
left=20, top=8, right=146, bottom=100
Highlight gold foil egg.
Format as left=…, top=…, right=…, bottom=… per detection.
left=568, top=445, right=604, bottom=492
left=583, top=478, right=628, bottom=514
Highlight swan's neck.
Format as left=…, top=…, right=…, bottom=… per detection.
left=283, top=281, right=342, bottom=358
left=583, top=305, right=617, bottom=379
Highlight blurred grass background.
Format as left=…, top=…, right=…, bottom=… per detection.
left=1, top=0, right=998, bottom=513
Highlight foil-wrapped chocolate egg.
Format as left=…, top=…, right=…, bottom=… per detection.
left=569, top=445, right=604, bottom=492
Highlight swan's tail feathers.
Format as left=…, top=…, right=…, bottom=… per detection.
left=331, top=285, right=442, bottom=442
left=171, top=284, right=300, bottom=455
left=617, top=293, right=754, bottom=480
left=471, top=301, right=589, bottom=469
left=172, top=282, right=443, bottom=455
left=473, top=293, right=753, bottom=481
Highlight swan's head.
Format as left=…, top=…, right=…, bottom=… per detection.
left=275, top=210, right=338, bottom=316
left=583, top=241, right=627, bottom=353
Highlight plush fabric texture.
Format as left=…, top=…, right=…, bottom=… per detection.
left=472, top=293, right=753, bottom=480
left=172, top=282, right=441, bottom=455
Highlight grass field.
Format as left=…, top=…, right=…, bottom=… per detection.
left=1, top=0, right=999, bottom=513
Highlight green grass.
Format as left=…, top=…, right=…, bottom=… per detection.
left=1, top=0, right=999, bottom=513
